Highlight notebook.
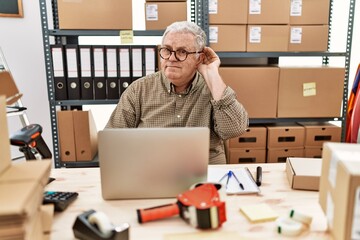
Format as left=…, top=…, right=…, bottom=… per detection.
left=98, top=127, right=209, bottom=200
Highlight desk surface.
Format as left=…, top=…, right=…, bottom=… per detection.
left=47, top=163, right=329, bottom=240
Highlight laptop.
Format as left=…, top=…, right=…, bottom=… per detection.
left=98, top=127, right=209, bottom=200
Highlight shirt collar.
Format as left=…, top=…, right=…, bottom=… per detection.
left=161, top=71, right=201, bottom=95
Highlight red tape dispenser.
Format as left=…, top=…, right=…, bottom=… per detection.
left=136, top=183, right=226, bottom=229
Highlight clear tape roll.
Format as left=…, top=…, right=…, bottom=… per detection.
left=276, top=217, right=305, bottom=236
left=289, top=209, right=313, bottom=225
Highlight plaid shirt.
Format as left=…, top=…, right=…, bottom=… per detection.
left=106, top=71, right=248, bottom=164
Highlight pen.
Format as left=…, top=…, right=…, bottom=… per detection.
left=230, top=170, right=244, bottom=190
left=256, top=166, right=262, bottom=186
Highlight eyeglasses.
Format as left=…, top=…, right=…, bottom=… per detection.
left=159, top=47, right=199, bottom=62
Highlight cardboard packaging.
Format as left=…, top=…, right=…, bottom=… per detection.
left=248, top=0, right=290, bottom=24
left=219, top=67, right=279, bottom=118
left=57, top=0, right=132, bottom=30
left=228, top=148, right=266, bottom=164
left=208, top=0, right=248, bottom=24
left=228, top=125, right=267, bottom=149
left=290, top=0, right=330, bottom=25
left=209, top=25, right=247, bottom=51
left=0, top=71, right=22, bottom=105
left=267, top=148, right=304, bottom=163
left=247, top=25, right=289, bottom=52
left=57, top=110, right=98, bottom=162
left=286, top=157, right=322, bottom=191
left=304, top=147, right=323, bottom=158
left=266, top=123, right=305, bottom=149
left=145, top=2, right=187, bottom=30
left=298, top=122, right=341, bottom=147
left=288, top=25, right=329, bottom=52
left=277, top=66, right=345, bottom=118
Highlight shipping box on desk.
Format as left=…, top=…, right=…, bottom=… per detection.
left=0, top=95, right=52, bottom=240
left=286, top=157, right=322, bottom=191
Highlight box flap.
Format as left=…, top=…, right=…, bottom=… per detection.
left=0, top=96, right=11, bottom=175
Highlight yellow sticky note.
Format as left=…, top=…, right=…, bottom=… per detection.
left=240, top=203, right=278, bottom=223
left=120, top=30, right=133, bottom=44
left=303, top=82, right=316, bottom=97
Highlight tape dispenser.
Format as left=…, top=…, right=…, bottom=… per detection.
left=73, top=209, right=130, bottom=240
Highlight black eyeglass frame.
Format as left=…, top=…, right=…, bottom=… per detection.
left=158, top=47, right=200, bottom=62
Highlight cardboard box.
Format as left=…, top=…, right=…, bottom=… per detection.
left=209, top=0, right=248, bottom=24
left=209, top=25, right=247, bottom=51
left=326, top=160, right=360, bottom=240
left=57, top=110, right=98, bottom=162
left=228, top=148, right=266, bottom=164
left=219, top=67, right=279, bottom=118
left=145, top=2, right=187, bottom=30
left=266, top=123, right=305, bottom=148
left=247, top=25, right=289, bottom=52
left=0, top=71, right=21, bottom=105
left=248, top=0, right=290, bottom=24
left=57, top=0, right=132, bottom=30
left=304, top=147, right=323, bottom=158
left=228, top=125, right=267, bottom=149
left=298, top=122, right=341, bottom=147
left=267, top=148, right=304, bottom=163
left=288, top=25, right=329, bottom=52
left=319, top=143, right=360, bottom=214
left=277, top=67, right=345, bottom=118
left=290, top=0, right=330, bottom=25
left=286, top=157, right=322, bottom=191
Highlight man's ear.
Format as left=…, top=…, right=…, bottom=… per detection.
left=196, top=53, right=204, bottom=67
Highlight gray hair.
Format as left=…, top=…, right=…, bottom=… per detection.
left=162, top=21, right=207, bottom=52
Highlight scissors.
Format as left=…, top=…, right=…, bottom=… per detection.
left=219, top=170, right=244, bottom=190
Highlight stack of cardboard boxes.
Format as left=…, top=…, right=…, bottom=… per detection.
left=209, top=0, right=330, bottom=52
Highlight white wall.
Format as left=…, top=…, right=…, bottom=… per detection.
left=0, top=0, right=359, bottom=162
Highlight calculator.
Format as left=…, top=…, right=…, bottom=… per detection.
left=43, top=191, right=79, bottom=211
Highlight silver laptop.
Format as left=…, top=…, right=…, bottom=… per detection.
left=98, top=127, right=209, bottom=200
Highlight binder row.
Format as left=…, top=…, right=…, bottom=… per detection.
left=50, top=45, right=158, bottom=101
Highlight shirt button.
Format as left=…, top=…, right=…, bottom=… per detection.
left=177, top=115, right=181, bottom=118
left=178, top=95, right=182, bottom=98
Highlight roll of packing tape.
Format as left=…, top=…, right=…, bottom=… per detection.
left=288, top=209, right=313, bottom=225
left=276, top=217, right=305, bottom=237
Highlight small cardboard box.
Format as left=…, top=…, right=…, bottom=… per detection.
left=304, top=147, right=323, bottom=158
left=209, top=0, right=248, bottom=24
left=228, top=148, right=266, bottom=164
left=277, top=66, right=345, bottom=118
left=326, top=160, right=360, bottom=240
left=267, top=148, right=304, bottom=163
left=209, top=25, right=247, bottom=52
left=57, top=0, right=132, bottom=30
left=248, top=0, right=290, bottom=24
left=288, top=25, right=329, bottom=52
left=298, top=122, right=341, bottom=147
left=247, top=25, right=289, bottom=52
left=286, top=157, right=322, bottom=191
left=290, top=0, right=330, bottom=25
left=266, top=123, right=305, bottom=148
left=145, top=2, right=187, bottom=30
left=228, top=125, right=267, bottom=149
left=220, top=66, right=279, bottom=118
left=57, top=111, right=76, bottom=162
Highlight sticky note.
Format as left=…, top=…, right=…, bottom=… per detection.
left=120, top=30, right=133, bottom=44
left=303, top=82, right=316, bottom=97
left=240, top=203, right=278, bottom=223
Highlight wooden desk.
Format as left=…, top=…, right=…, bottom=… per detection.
left=47, top=163, right=329, bottom=239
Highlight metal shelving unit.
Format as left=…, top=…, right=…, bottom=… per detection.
left=39, top=0, right=356, bottom=168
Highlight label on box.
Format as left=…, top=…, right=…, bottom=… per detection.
left=352, top=186, right=360, bottom=239
left=249, top=27, right=261, bottom=43
left=290, top=27, right=302, bottom=44
left=249, top=0, right=261, bottom=15
left=303, top=82, right=316, bottom=97
left=290, top=0, right=302, bottom=16
left=326, top=192, right=334, bottom=229
left=146, top=4, right=158, bottom=21
left=209, top=0, right=218, bottom=14
left=209, top=26, right=219, bottom=43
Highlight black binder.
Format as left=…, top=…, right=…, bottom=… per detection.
left=79, top=45, right=94, bottom=100
left=50, top=45, right=67, bottom=100
left=93, top=46, right=106, bottom=99
left=105, top=46, right=119, bottom=99
left=65, top=45, right=81, bottom=100
left=118, top=46, right=131, bottom=95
